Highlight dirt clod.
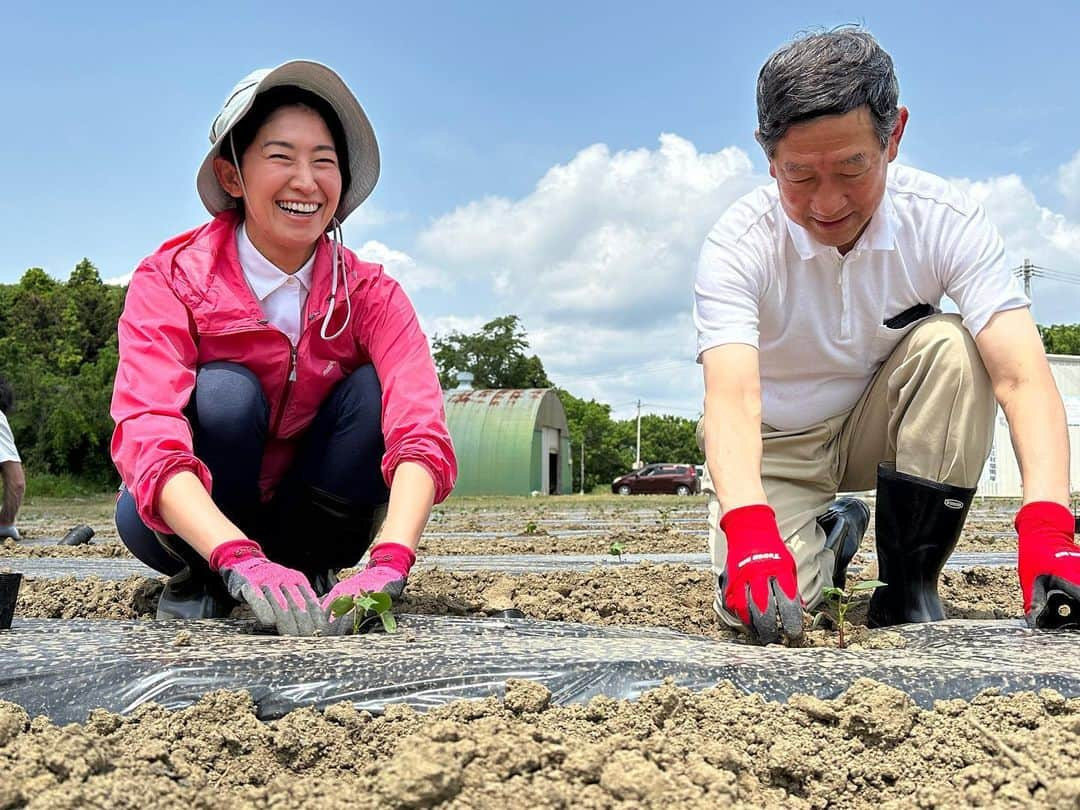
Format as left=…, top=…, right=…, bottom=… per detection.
left=503, top=680, right=551, bottom=714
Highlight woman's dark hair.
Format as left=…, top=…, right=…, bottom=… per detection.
left=219, top=85, right=352, bottom=200
left=0, top=377, right=14, bottom=414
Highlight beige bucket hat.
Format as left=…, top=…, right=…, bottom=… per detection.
left=196, top=60, right=380, bottom=223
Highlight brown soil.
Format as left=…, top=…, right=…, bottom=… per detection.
left=420, top=525, right=707, bottom=555
left=2, top=494, right=1028, bottom=557
left=13, top=564, right=1021, bottom=648
left=4, top=497, right=1064, bottom=807
left=0, top=540, right=132, bottom=558
left=1, top=677, right=1077, bottom=809
left=0, top=524, right=1015, bottom=558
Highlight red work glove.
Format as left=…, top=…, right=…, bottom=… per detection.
left=210, top=540, right=326, bottom=636
left=720, top=504, right=803, bottom=644
left=1016, top=501, right=1080, bottom=629
left=321, top=542, right=416, bottom=635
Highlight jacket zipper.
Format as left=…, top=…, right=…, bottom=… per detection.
left=271, top=332, right=297, bottom=436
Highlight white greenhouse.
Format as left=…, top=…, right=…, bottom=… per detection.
left=977, top=354, right=1080, bottom=497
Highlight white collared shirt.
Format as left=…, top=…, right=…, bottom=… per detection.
left=236, top=224, right=315, bottom=349
left=693, top=164, right=1029, bottom=430
left=0, top=411, right=19, bottom=464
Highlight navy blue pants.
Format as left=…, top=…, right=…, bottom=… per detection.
left=116, top=362, right=390, bottom=577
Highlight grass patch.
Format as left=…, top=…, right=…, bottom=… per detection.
left=24, top=472, right=116, bottom=499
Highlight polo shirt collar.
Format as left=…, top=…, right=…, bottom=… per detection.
left=236, top=223, right=315, bottom=300
left=783, top=189, right=898, bottom=260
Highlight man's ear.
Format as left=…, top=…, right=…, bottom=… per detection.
left=213, top=156, right=243, bottom=198
left=887, top=107, right=909, bottom=162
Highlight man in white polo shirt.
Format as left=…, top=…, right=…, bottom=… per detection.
left=694, top=27, right=1078, bottom=644
left=0, top=377, right=25, bottom=542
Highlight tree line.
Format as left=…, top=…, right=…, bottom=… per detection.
left=0, top=263, right=1076, bottom=493
left=0, top=261, right=125, bottom=486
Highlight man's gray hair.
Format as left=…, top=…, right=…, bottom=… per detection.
left=755, top=27, right=900, bottom=158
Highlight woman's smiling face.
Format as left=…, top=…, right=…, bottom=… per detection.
left=214, top=104, right=343, bottom=272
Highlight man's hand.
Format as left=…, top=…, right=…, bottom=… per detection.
left=209, top=540, right=326, bottom=636
left=0, top=525, right=21, bottom=542
left=719, top=504, right=803, bottom=644
left=1016, top=501, right=1080, bottom=629
left=322, top=542, right=415, bottom=635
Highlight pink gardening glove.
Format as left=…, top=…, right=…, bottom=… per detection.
left=210, top=540, right=326, bottom=636
left=322, top=542, right=415, bottom=635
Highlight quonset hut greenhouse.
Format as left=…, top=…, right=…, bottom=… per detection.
left=443, top=383, right=572, bottom=496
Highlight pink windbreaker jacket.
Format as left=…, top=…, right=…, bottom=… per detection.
left=111, top=211, right=456, bottom=533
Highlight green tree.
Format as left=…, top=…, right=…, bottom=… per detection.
left=1039, top=324, right=1080, bottom=355
left=0, top=260, right=124, bottom=486
left=558, top=389, right=626, bottom=492
left=433, top=315, right=552, bottom=389
left=631, top=413, right=703, bottom=468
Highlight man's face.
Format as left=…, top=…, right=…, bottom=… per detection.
left=768, top=105, right=907, bottom=254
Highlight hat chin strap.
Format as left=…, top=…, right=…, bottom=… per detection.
left=229, top=132, right=251, bottom=206
left=320, top=217, right=351, bottom=341
left=230, top=133, right=351, bottom=342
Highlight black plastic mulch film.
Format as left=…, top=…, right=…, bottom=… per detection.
left=0, top=552, right=1015, bottom=581
left=0, top=615, right=1076, bottom=724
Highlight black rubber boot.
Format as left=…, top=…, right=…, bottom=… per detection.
left=867, top=463, right=976, bottom=627
left=154, top=533, right=236, bottom=620
left=818, top=497, right=871, bottom=588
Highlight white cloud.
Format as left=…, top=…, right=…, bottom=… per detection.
left=417, top=134, right=763, bottom=328
left=1057, top=150, right=1080, bottom=207
left=952, top=171, right=1080, bottom=323
left=344, top=204, right=406, bottom=229
left=409, top=134, right=762, bottom=411
left=104, top=271, right=132, bottom=286
left=354, top=239, right=449, bottom=291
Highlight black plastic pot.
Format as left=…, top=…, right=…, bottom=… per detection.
left=0, top=572, right=21, bottom=630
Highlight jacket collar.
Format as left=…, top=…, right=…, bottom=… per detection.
left=783, top=189, right=898, bottom=260
left=236, top=223, right=315, bottom=301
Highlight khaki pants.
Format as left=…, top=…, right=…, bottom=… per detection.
left=700, top=314, right=996, bottom=616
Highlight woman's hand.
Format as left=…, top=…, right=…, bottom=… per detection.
left=322, top=542, right=415, bottom=635
left=210, top=539, right=327, bottom=636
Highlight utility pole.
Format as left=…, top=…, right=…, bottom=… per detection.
left=1022, top=257, right=1033, bottom=300
left=634, top=399, right=642, bottom=470
left=580, top=436, right=585, bottom=495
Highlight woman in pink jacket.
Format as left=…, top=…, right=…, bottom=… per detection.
left=111, top=61, right=456, bottom=635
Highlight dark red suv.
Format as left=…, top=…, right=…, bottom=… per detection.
left=611, top=464, right=699, bottom=496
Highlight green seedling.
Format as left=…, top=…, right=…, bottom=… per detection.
left=656, top=506, right=673, bottom=530
left=608, top=540, right=626, bottom=561
left=813, top=580, right=886, bottom=649
left=329, top=591, right=398, bottom=634
left=523, top=519, right=540, bottom=535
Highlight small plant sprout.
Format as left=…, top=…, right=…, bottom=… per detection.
left=608, top=540, right=626, bottom=561
left=813, top=580, right=886, bottom=649
left=329, top=591, right=398, bottom=634
left=656, top=505, right=673, bottom=530
left=523, top=519, right=540, bottom=535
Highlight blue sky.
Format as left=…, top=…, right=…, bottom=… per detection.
left=4, top=1, right=1080, bottom=418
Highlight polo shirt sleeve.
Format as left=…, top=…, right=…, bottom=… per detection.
left=0, top=412, right=19, bottom=464
left=693, top=207, right=768, bottom=361
left=936, top=201, right=1029, bottom=338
